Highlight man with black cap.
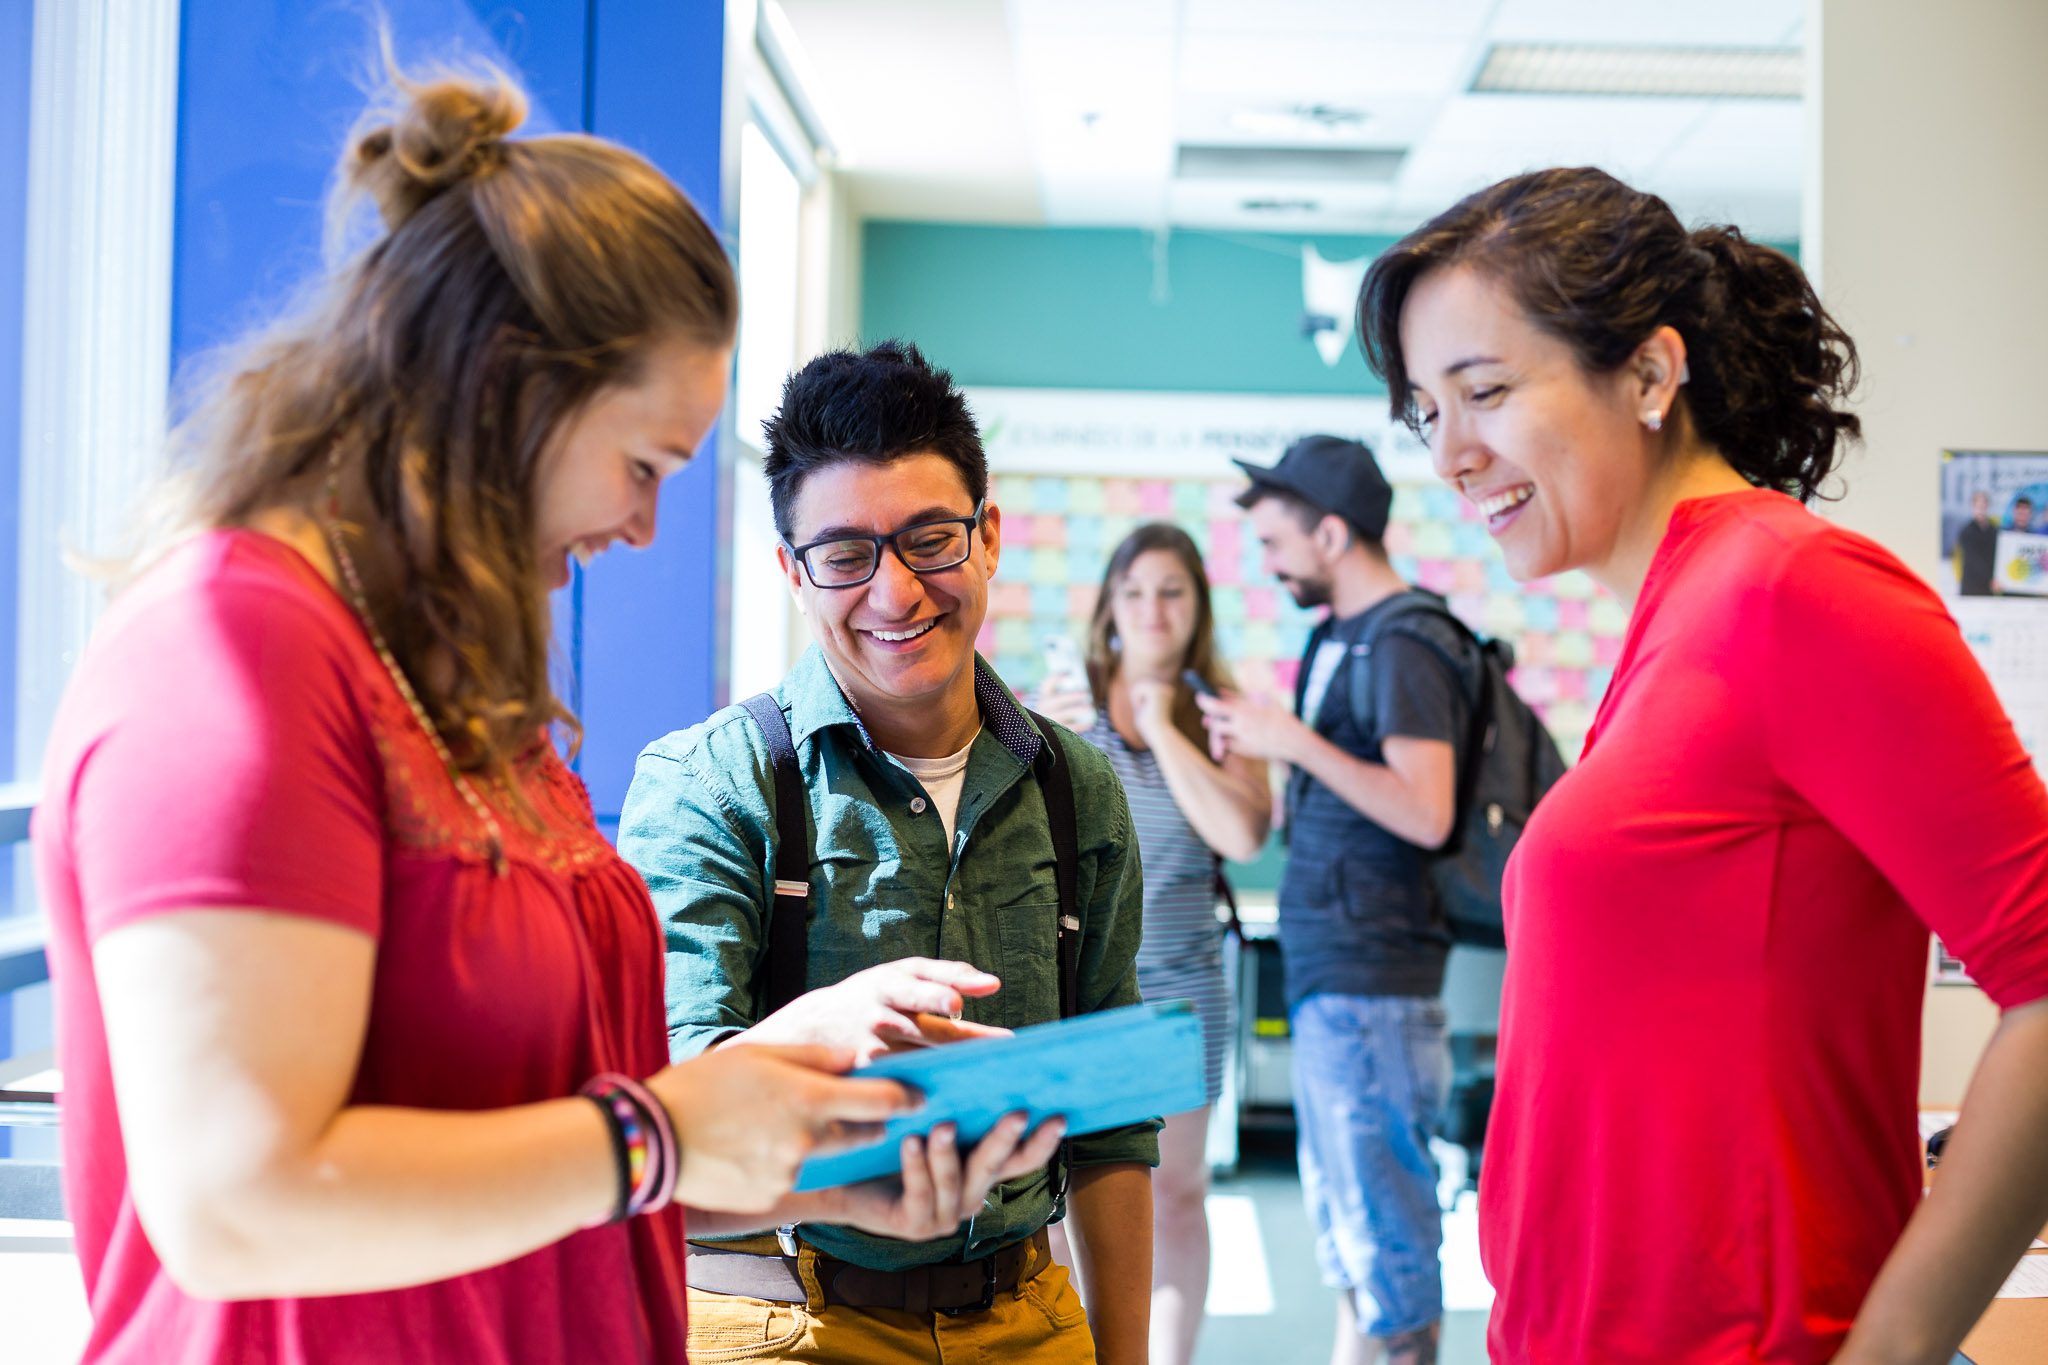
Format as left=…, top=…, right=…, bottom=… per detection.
left=1198, top=434, right=1473, bottom=1365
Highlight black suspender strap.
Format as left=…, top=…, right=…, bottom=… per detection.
left=741, top=693, right=812, bottom=1015
left=1026, top=710, right=1081, bottom=1022
left=1025, top=709, right=1084, bottom=1223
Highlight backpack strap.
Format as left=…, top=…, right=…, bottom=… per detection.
left=1347, top=595, right=1493, bottom=856
left=740, top=693, right=812, bottom=1015
left=1025, top=710, right=1081, bottom=1021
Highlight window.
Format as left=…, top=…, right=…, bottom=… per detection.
left=726, top=7, right=827, bottom=703
left=1, top=0, right=180, bottom=1162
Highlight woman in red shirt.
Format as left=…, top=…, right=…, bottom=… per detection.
left=1356, top=167, right=2048, bottom=1363
left=34, top=61, right=1057, bottom=1365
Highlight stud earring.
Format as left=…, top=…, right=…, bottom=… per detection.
left=1642, top=409, right=1664, bottom=433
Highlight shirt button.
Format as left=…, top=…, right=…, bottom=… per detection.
left=910, top=797, right=927, bottom=814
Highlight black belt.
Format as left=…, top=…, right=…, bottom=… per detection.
left=686, top=1228, right=1050, bottom=1316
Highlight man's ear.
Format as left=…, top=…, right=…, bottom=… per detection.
left=1315, top=512, right=1352, bottom=559
left=776, top=543, right=807, bottom=612
left=979, top=502, right=1002, bottom=577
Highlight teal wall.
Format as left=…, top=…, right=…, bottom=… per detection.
left=861, top=223, right=1402, bottom=396
left=861, top=221, right=1799, bottom=398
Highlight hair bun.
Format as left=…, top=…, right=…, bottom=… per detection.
left=349, top=69, right=527, bottom=230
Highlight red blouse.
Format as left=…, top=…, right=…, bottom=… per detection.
left=1483, top=490, right=2048, bottom=1362
left=36, top=530, right=687, bottom=1363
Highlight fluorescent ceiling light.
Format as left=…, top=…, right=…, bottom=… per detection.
left=1228, top=104, right=1372, bottom=141
left=1472, top=43, right=1801, bottom=99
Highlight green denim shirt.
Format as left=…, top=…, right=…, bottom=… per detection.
left=618, top=645, right=1159, bottom=1270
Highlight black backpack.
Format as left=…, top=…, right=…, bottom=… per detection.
left=1347, top=593, right=1569, bottom=948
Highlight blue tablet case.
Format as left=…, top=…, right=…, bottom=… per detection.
left=792, top=999, right=1206, bottom=1191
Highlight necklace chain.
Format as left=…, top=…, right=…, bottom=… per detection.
left=319, top=464, right=509, bottom=877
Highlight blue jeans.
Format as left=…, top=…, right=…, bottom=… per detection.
left=1290, top=993, right=1450, bottom=1339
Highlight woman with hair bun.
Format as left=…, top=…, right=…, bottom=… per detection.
left=1358, top=166, right=2048, bottom=1363
left=34, top=57, right=1051, bottom=1365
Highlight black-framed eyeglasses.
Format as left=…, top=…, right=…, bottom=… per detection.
left=785, top=500, right=986, bottom=589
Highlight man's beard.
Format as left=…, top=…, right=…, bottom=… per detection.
left=1278, top=573, right=1330, bottom=609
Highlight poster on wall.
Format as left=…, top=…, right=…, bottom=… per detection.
left=1940, top=450, right=2048, bottom=776
left=1938, top=449, right=2048, bottom=598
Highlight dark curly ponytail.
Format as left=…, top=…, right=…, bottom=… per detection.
left=1357, top=167, right=1859, bottom=502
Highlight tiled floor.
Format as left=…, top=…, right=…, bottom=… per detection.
left=1196, top=1131, right=1489, bottom=1365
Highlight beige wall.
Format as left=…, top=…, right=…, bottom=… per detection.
left=1810, top=0, right=2048, bottom=1107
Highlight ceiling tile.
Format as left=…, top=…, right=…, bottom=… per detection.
left=1177, top=33, right=1475, bottom=102
left=1010, top=0, right=1176, bottom=35
left=1183, top=0, right=1496, bottom=41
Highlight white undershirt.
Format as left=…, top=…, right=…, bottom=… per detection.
left=887, top=729, right=980, bottom=846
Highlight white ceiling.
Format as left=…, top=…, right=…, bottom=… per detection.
left=776, top=0, right=1807, bottom=238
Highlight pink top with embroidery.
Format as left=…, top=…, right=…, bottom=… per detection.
left=34, top=530, right=688, bottom=1364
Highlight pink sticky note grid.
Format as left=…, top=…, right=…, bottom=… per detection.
left=981, top=473, right=1628, bottom=758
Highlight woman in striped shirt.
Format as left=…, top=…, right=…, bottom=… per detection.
left=1039, top=522, right=1271, bottom=1365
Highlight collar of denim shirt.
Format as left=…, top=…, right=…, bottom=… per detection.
left=784, top=643, right=1049, bottom=770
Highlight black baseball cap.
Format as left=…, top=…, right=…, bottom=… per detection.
left=1232, top=434, right=1393, bottom=541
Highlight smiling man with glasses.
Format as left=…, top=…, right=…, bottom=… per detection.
left=619, top=341, right=1157, bottom=1365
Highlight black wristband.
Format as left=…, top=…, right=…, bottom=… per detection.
left=585, top=1092, right=632, bottom=1225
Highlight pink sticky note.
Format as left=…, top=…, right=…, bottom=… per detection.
left=1104, top=480, right=1141, bottom=517
left=1554, top=670, right=1587, bottom=702
left=1453, top=560, right=1488, bottom=594
left=1273, top=658, right=1301, bottom=694
left=1557, top=599, right=1589, bottom=630
left=1007, top=515, right=1036, bottom=546
left=1594, top=634, right=1623, bottom=666
left=1067, top=584, right=1096, bottom=616
left=1138, top=481, right=1173, bottom=517
left=975, top=622, right=997, bottom=654
left=1417, top=560, right=1454, bottom=593
left=1243, top=588, right=1276, bottom=621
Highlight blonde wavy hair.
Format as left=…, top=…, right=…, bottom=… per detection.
left=132, top=52, right=736, bottom=781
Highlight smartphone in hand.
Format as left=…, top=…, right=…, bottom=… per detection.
left=1040, top=636, right=1097, bottom=729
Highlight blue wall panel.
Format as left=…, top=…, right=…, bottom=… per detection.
left=173, top=1, right=590, bottom=367
left=0, top=0, right=34, bottom=1153
left=575, top=0, right=728, bottom=828
left=0, top=0, right=32, bottom=789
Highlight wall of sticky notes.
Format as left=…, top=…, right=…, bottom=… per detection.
left=978, top=473, right=1629, bottom=763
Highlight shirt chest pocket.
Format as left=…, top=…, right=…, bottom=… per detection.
left=992, top=900, right=1064, bottom=1031
left=809, top=793, right=895, bottom=873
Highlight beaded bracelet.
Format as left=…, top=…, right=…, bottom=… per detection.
left=580, top=1073, right=681, bottom=1224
